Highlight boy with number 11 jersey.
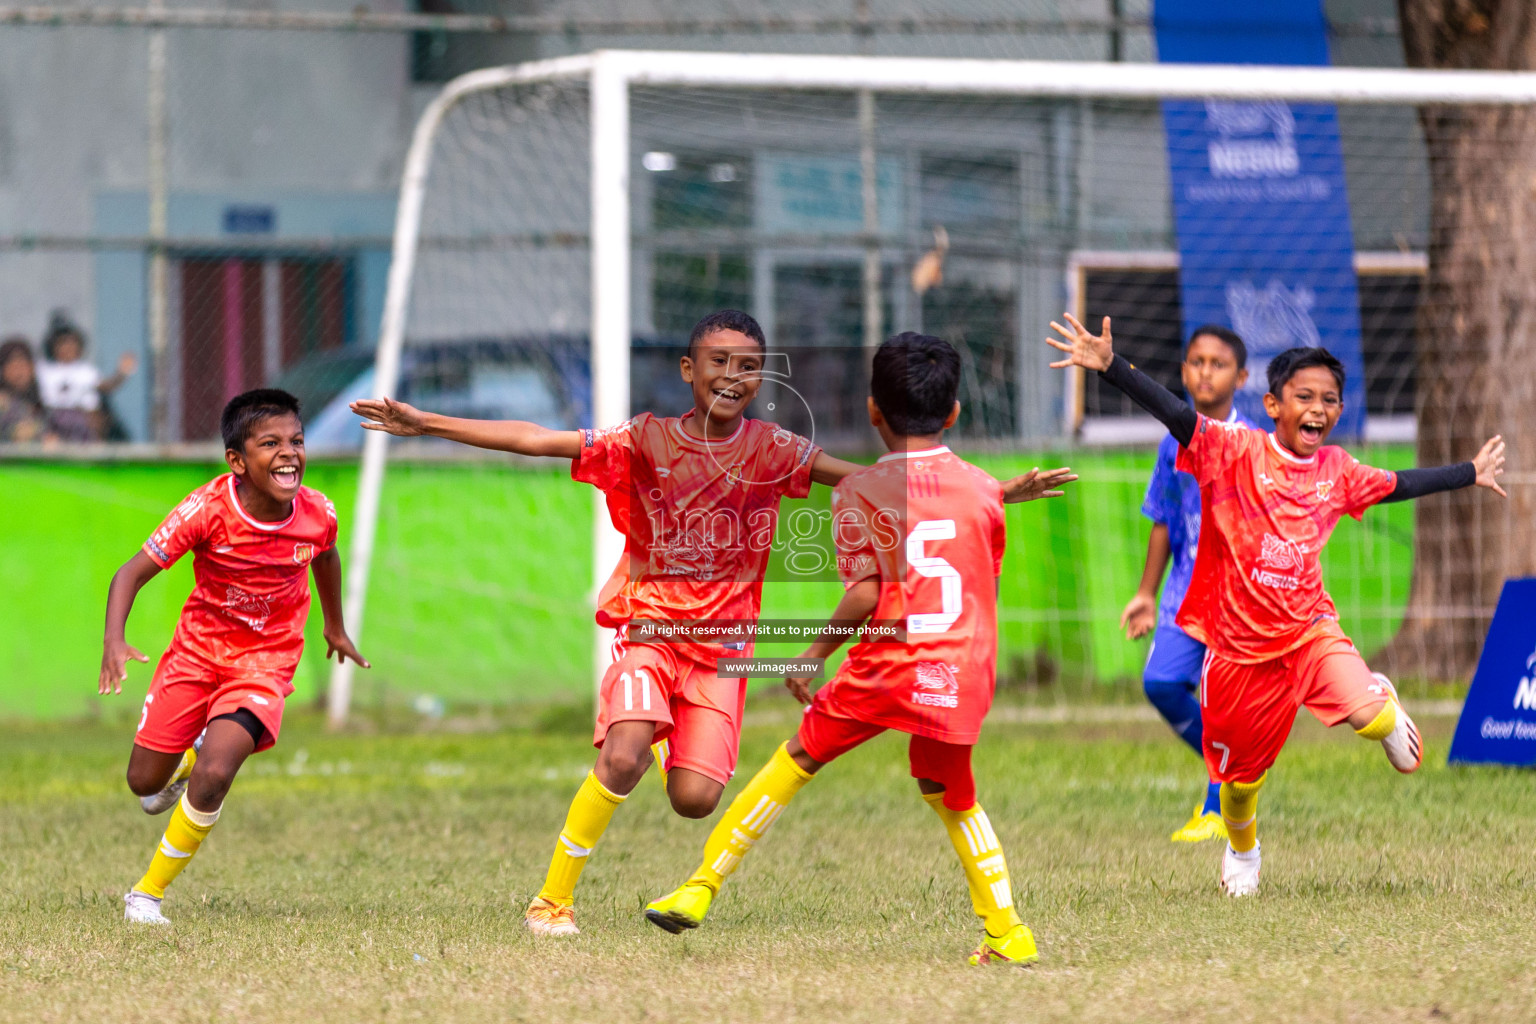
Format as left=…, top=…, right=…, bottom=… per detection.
left=354, top=312, right=1073, bottom=937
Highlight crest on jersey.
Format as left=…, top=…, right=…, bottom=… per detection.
left=293, top=543, right=316, bottom=565
left=1259, top=532, right=1305, bottom=571
left=1316, top=480, right=1334, bottom=501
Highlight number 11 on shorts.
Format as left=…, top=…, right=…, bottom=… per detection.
left=622, top=670, right=652, bottom=712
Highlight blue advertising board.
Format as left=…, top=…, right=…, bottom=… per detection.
left=1154, top=1, right=1367, bottom=436
left=1449, top=577, right=1536, bottom=767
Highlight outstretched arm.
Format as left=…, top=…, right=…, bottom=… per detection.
left=100, top=551, right=161, bottom=695
left=782, top=578, right=881, bottom=705
left=810, top=451, right=862, bottom=487
left=813, top=451, right=1078, bottom=502
left=350, top=397, right=583, bottom=459
left=1381, top=435, right=1506, bottom=502
left=1047, top=313, right=1198, bottom=446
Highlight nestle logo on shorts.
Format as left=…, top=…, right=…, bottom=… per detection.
left=718, top=657, right=825, bottom=679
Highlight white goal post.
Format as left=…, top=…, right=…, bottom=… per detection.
left=326, top=49, right=1536, bottom=727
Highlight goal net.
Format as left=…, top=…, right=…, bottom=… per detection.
left=328, top=52, right=1536, bottom=722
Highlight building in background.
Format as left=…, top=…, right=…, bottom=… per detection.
left=0, top=0, right=1419, bottom=443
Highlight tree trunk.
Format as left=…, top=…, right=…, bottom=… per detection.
left=1379, top=1, right=1536, bottom=680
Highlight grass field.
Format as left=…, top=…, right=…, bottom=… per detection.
left=3, top=705, right=1532, bottom=1024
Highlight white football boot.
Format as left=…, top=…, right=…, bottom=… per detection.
left=140, top=732, right=204, bottom=815
left=123, top=890, right=170, bottom=925
left=1220, top=843, right=1261, bottom=897
left=1369, top=673, right=1423, bottom=774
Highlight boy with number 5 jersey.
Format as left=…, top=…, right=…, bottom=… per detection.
left=354, top=311, right=1071, bottom=937
left=644, top=333, right=1057, bottom=967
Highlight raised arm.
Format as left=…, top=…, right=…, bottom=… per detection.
left=1381, top=435, right=1506, bottom=503
left=1047, top=313, right=1198, bottom=446
left=350, top=397, right=582, bottom=459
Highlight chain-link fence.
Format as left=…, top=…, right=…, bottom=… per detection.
left=0, top=1, right=1413, bottom=450
left=8, top=5, right=1529, bottom=715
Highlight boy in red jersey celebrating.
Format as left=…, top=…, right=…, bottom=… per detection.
left=101, top=389, right=369, bottom=925
left=353, top=312, right=1072, bottom=936
left=1048, top=313, right=1505, bottom=896
left=643, top=333, right=1044, bottom=967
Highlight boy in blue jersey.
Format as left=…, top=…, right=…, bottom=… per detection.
left=1119, top=326, right=1251, bottom=842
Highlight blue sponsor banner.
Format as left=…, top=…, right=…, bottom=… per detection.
left=1154, top=1, right=1367, bottom=437
left=1449, top=578, right=1536, bottom=767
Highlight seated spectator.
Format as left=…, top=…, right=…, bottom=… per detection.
left=0, top=336, right=57, bottom=444
left=36, top=311, right=136, bottom=442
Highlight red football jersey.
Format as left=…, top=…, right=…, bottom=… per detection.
left=819, top=447, right=1007, bottom=745
left=1175, top=415, right=1397, bottom=663
left=143, top=473, right=338, bottom=675
left=573, top=411, right=820, bottom=661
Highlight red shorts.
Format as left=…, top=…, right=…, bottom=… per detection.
left=135, top=647, right=292, bottom=755
left=593, top=637, right=748, bottom=787
left=798, top=695, right=976, bottom=811
left=1199, top=627, right=1387, bottom=783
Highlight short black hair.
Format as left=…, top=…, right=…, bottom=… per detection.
left=1266, top=346, right=1345, bottom=397
left=688, top=309, right=766, bottom=360
left=221, top=388, right=302, bottom=452
left=870, top=332, right=961, bottom=436
left=42, top=310, right=85, bottom=360
left=1185, top=324, right=1247, bottom=369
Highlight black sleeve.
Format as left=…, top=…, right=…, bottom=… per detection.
left=1099, top=354, right=1198, bottom=446
left=1380, top=462, right=1476, bottom=503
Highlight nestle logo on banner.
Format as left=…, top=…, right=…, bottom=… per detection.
left=1205, top=101, right=1299, bottom=180
left=1227, top=280, right=1323, bottom=393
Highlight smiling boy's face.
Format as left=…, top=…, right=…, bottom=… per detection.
left=1263, top=366, right=1342, bottom=458
left=680, top=329, right=766, bottom=430
left=227, top=411, right=306, bottom=503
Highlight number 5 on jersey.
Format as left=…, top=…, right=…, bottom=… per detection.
left=907, top=519, right=961, bottom=634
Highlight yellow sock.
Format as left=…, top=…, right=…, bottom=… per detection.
left=134, top=794, right=220, bottom=899
left=536, top=771, right=626, bottom=906
left=1354, top=700, right=1397, bottom=741
left=171, top=745, right=197, bottom=784
left=1220, top=775, right=1266, bottom=854
left=687, top=742, right=814, bottom=892
left=924, top=793, right=1022, bottom=937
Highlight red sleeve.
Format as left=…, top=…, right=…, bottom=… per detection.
left=143, top=487, right=213, bottom=569
left=776, top=429, right=821, bottom=500
left=830, top=482, right=880, bottom=588
left=1176, top=413, right=1257, bottom=484
left=319, top=493, right=339, bottom=552
left=1338, top=457, right=1398, bottom=520
left=571, top=414, right=647, bottom=493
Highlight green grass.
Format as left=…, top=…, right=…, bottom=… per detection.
left=2, top=709, right=1533, bottom=1023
